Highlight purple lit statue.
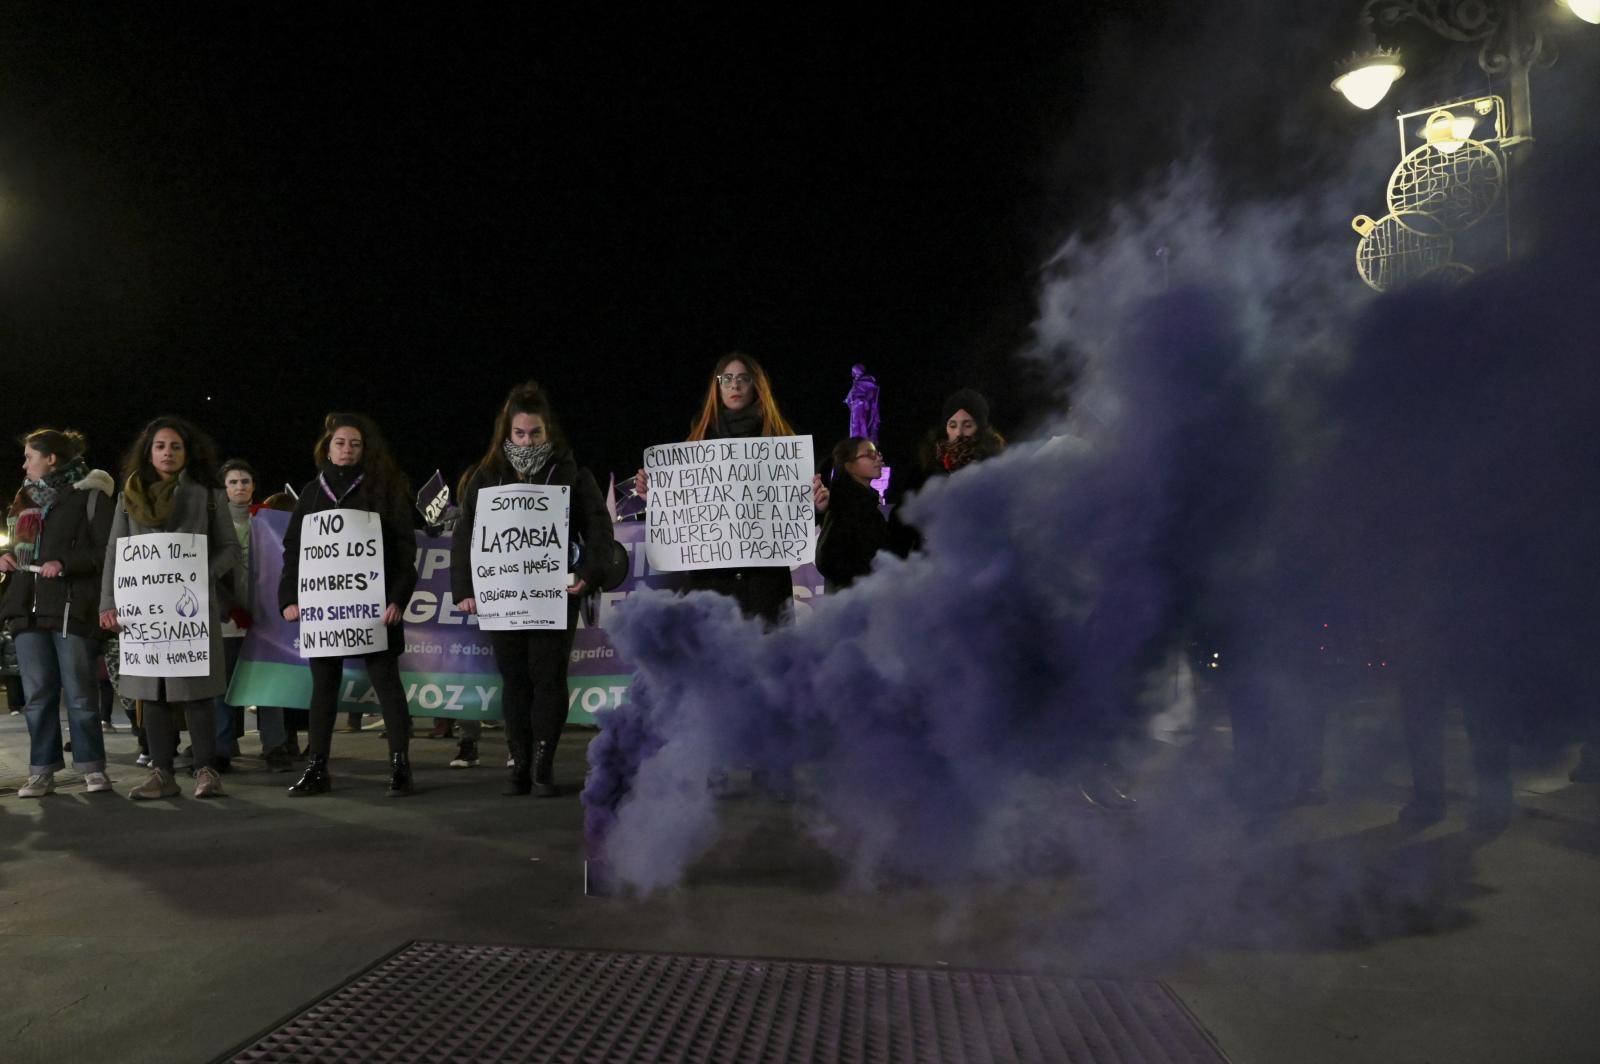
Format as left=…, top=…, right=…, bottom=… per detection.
left=845, top=364, right=880, bottom=442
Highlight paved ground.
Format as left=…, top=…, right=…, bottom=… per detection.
left=2, top=693, right=1597, bottom=1063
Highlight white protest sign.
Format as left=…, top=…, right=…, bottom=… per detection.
left=296, top=508, right=388, bottom=657
left=470, top=483, right=571, bottom=631
left=113, top=533, right=212, bottom=677
left=643, top=434, right=816, bottom=572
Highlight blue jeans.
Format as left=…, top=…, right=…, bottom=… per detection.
left=15, top=628, right=106, bottom=775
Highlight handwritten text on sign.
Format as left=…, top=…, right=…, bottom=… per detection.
left=297, top=508, right=388, bottom=657
left=643, top=434, right=816, bottom=571
left=114, top=533, right=212, bottom=677
left=470, top=484, right=571, bottom=630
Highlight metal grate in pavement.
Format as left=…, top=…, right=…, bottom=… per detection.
left=223, top=941, right=1229, bottom=1063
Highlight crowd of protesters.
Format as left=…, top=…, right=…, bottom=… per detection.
left=0, top=360, right=986, bottom=805
left=6, top=356, right=1587, bottom=830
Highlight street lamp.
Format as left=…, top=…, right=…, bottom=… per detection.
left=1564, top=0, right=1600, bottom=25
left=1332, top=48, right=1406, bottom=109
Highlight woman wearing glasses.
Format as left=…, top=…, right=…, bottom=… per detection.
left=816, top=437, right=903, bottom=592
left=636, top=353, right=828, bottom=625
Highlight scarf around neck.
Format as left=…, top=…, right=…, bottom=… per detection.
left=715, top=405, right=765, bottom=439
left=24, top=457, right=90, bottom=515
left=503, top=439, right=554, bottom=478
left=123, top=472, right=183, bottom=528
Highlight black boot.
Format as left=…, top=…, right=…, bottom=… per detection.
left=288, top=756, right=331, bottom=797
left=533, top=739, right=558, bottom=797
left=503, top=756, right=533, bottom=796
left=387, top=750, right=415, bottom=797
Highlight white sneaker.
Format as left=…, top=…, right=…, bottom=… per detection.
left=135, top=753, right=152, bottom=768
left=84, top=771, right=114, bottom=794
left=18, top=773, right=55, bottom=798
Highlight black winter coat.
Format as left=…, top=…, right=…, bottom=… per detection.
left=0, top=471, right=116, bottom=639
left=815, top=474, right=893, bottom=592
left=449, top=449, right=616, bottom=606
left=279, top=472, right=419, bottom=656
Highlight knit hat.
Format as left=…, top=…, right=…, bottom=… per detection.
left=940, top=388, right=991, bottom=428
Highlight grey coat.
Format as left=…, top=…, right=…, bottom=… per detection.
left=98, top=479, right=242, bottom=703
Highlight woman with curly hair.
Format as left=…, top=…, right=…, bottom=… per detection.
left=279, top=412, right=418, bottom=797
left=98, top=416, right=241, bottom=800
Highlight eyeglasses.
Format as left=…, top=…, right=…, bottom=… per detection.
left=851, top=449, right=883, bottom=462
left=716, top=373, right=754, bottom=387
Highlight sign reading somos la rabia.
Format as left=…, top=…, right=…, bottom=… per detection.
left=113, top=532, right=212, bottom=677
left=642, top=434, right=816, bottom=572
left=470, top=483, right=572, bottom=630
left=296, top=508, right=388, bottom=656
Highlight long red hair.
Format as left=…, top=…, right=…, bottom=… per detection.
left=686, top=352, right=794, bottom=441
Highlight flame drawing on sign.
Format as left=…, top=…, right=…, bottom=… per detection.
left=176, top=584, right=199, bottom=618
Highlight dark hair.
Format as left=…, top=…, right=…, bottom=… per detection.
left=20, top=428, right=88, bottom=463
left=831, top=436, right=874, bottom=472
left=121, top=416, right=221, bottom=489
left=461, top=381, right=565, bottom=496
left=220, top=458, right=258, bottom=481
left=312, top=412, right=409, bottom=518
left=686, top=352, right=794, bottom=441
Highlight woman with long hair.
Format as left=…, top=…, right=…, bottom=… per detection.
left=98, top=416, right=241, bottom=800
left=636, top=352, right=829, bottom=624
left=2, top=428, right=116, bottom=796
left=279, top=413, right=418, bottom=797
left=452, top=381, right=616, bottom=795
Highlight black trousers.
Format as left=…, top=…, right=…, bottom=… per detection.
left=307, top=653, right=410, bottom=759
left=490, top=627, right=577, bottom=765
left=144, top=698, right=215, bottom=773
left=1402, top=687, right=1512, bottom=806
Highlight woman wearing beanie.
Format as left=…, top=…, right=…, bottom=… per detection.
left=279, top=413, right=418, bottom=797
left=1, top=428, right=116, bottom=796
left=919, top=387, right=1006, bottom=476
left=634, top=352, right=829, bottom=626
left=451, top=382, right=616, bottom=796
left=98, top=417, right=241, bottom=800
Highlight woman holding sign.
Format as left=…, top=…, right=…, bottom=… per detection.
left=634, top=353, right=829, bottom=624
left=452, top=381, right=615, bottom=796
left=1, top=428, right=116, bottom=797
left=97, top=417, right=241, bottom=800
left=279, top=413, right=418, bottom=797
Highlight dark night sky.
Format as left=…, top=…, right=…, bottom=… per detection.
left=1, top=2, right=1376, bottom=502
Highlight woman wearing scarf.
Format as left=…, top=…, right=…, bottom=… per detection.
left=918, top=388, right=1006, bottom=477
left=97, top=417, right=241, bottom=800
left=634, top=353, right=830, bottom=625
left=279, top=413, right=418, bottom=797
left=450, top=381, right=615, bottom=796
left=1, top=428, right=116, bottom=796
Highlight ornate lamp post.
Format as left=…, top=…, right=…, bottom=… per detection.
left=1334, top=1, right=1595, bottom=290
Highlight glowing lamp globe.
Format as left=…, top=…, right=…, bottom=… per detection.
left=1423, top=109, right=1477, bottom=154
left=1332, top=53, right=1405, bottom=110
left=1563, top=0, right=1600, bottom=24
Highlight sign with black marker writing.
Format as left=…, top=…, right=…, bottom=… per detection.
left=470, top=484, right=571, bottom=630
left=643, top=434, right=816, bottom=571
left=113, top=533, right=212, bottom=677
left=296, top=508, right=388, bottom=657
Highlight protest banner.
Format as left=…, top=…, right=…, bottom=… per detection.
left=229, top=511, right=826, bottom=723
left=470, top=483, right=571, bottom=631
left=295, top=508, right=388, bottom=657
left=113, top=533, right=212, bottom=677
left=641, top=434, right=816, bottom=571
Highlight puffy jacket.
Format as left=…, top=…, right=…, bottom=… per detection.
left=0, top=469, right=116, bottom=639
